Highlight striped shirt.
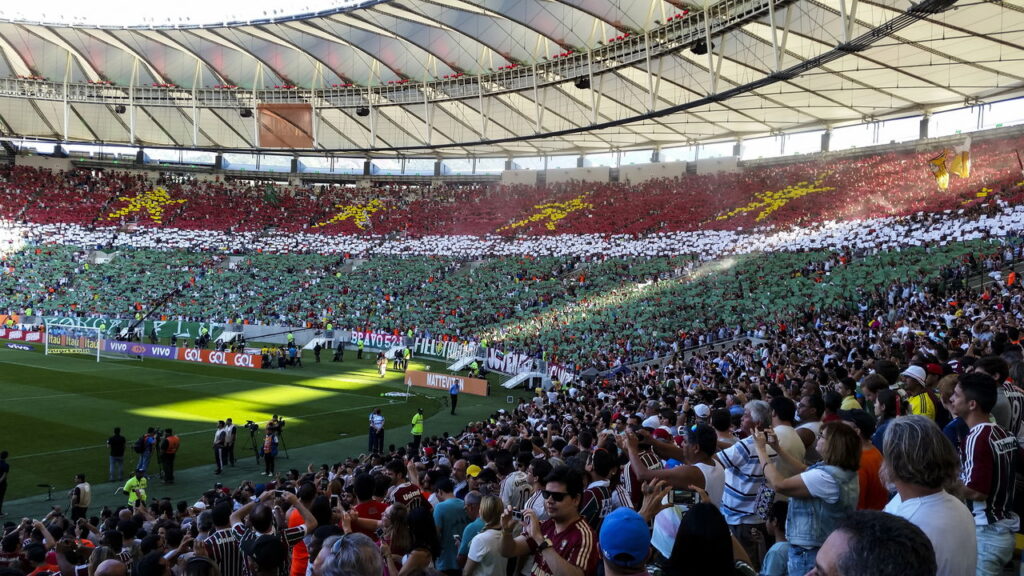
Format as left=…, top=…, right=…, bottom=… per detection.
left=203, top=527, right=242, bottom=576
left=622, top=449, right=662, bottom=510
left=232, top=522, right=308, bottom=576
left=960, top=422, right=1021, bottom=529
left=530, top=517, right=599, bottom=576
left=716, top=437, right=776, bottom=526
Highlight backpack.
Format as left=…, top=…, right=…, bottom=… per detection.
left=133, top=435, right=147, bottom=454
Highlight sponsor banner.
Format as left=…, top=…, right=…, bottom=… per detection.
left=413, top=338, right=479, bottom=361
left=1, top=330, right=45, bottom=343
left=404, top=370, right=488, bottom=397
left=350, top=329, right=406, bottom=349
left=485, top=349, right=576, bottom=384
left=6, top=343, right=34, bottom=351
left=47, top=332, right=101, bottom=349
left=102, top=340, right=179, bottom=360
left=176, top=348, right=262, bottom=369
left=42, top=317, right=224, bottom=341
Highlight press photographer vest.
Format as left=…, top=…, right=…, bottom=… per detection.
left=164, top=436, right=180, bottom=454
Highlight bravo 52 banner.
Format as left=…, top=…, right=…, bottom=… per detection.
left=176, top=347, right=262, bottom=369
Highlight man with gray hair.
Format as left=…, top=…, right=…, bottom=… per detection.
left=714, top=399, right=776, bottom=570
left=881, top=415, right=975, bottom=576
left=311, top=534, right=381, bottom=576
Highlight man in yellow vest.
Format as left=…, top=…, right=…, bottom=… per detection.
left=161, top=428, right=180, bottom=484
left=411, top=408, right=424, bottom=456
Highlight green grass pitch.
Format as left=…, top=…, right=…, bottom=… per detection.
left=0, top=343, right=513, bottom=517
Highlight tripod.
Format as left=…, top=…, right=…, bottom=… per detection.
left=249, top=429, right=263, bottom=464
left=277, top=431, right=290, bottom=459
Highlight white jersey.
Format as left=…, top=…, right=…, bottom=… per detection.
left=500, top=471, right=532, bottom=510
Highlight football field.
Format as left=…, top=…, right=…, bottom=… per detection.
left=0, top=344, right=507, bottom=515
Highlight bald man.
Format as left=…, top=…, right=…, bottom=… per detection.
left=95, top=560, right=127, bottom=576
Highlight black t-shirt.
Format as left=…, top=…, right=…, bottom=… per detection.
left=108, top=434, right=127, bottom=457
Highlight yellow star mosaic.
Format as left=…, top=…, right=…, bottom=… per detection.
left=313, top=199, right=384, bottom=230
left=499, top=194, right=593, bottom=232
left=106, top=187, right=186, bottom=224
left=715, top=174, right=835, bottom=222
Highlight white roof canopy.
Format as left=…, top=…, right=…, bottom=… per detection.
left=0, top=0, right=1019, bottom=157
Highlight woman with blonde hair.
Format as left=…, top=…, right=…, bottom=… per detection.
left=755, top=421, right=861, bottom=576
left=463, top=495, right=504, bottom=576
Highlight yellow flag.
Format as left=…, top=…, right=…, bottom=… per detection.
left=929, top=152, right=949, bottom=191
left=948, top=137, right=971, bottom=179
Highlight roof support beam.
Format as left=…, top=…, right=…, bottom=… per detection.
left=477, top=76, right=486, bottom=139
left=644, top=33, right=655, bottom=112
left=423, top=87, right=432, bottom=145
left=768, top=0, right=782, bottom=72
left=704, top=13, right=717, bottom=96
left=532, top=64, right=542, bottom=133
left=588, top=50, right=597, bottom=125
left=130, top=58, right=138, bottom=144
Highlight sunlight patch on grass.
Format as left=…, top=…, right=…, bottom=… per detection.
left=128, top=385, right=334, bottom=423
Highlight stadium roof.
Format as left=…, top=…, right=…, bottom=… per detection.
left=0, top=0, right=1020, bottom=157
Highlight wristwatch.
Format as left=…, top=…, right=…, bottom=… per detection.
left=536, top=538, right=552, bottom=553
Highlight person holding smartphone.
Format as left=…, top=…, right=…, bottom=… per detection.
left=499, top=466, right=599, bottom=576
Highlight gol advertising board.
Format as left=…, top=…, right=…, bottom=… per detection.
left=404, top=370, right=488, bottom=396
left=177, top=347, right=263, bottom=369
left=103, top=340, right=179, bottom=360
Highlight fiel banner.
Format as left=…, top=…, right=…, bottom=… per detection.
left=404, top=370, right=488, bottom=396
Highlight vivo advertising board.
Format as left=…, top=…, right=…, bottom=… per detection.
left=102, top=340, right=179, bottom=360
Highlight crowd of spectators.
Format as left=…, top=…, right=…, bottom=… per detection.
left=1, top=129, right=1023, bottom=241
left=4, top=128, right=1024, bottom=575
left=4, top=228, right=1024, bottom=575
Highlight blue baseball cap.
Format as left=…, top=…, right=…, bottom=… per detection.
left=599, top=508, right=650, bottom=567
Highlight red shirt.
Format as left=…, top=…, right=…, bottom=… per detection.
left=287, top=508, right=308, bottom=576
left=530, top=517, right=600, bottom=576
left=961, top=422, right=1019, bottom=525
left=857, top=446, right=888, bottom=511
left=386, top=482, right=431, bottom=511
left=352, top=499, right=385, bottom=540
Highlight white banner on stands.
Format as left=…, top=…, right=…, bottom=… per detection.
left=485, top=349, right=576, bottom=384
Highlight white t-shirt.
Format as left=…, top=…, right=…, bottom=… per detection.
left=800, top=468, right=840, bottom=504
left=467, top=528, right=505, bottom=576
left=884, top=491, right=977, bottom=576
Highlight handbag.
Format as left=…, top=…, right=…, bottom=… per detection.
left=753, top=478, right=776, bottom=521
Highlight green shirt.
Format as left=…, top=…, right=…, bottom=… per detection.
left=123, top=476, right=147, bottom=504
left=411, top=413, right=424, bottom=435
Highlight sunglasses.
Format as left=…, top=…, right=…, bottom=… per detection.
left=541, top=490, right=570, bottom=502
